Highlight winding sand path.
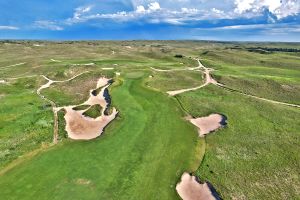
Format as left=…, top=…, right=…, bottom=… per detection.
left=166, top=59, right=219, bottom=96
left=160, top=58, right=299, bottom=108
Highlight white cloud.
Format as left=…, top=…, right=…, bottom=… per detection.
left=197, top=23, right=300, bottom=33
left=34, top=21, right=64, bottom=31
left=148, top=2, right=161, bottom=11
left=136, top=5, right=146, bottom=13
left=273, top=0, right=300, bottom=19
left=234, top=0, right=300, bottom=19
left=0, top=26, right=19, bottom=30
left=74, top=5, right=93, bottom=19
left=61, top=0, right=299, bottom=27
left=234, top=0, right=255, bottom=13
left=66, top=2, right=230, bottom=25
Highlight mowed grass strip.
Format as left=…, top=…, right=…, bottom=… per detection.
left=0, top=77, right=202, bottom=200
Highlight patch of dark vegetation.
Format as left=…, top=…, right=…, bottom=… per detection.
left=160, top=48, right=172, bottom=53
left=227, top=46, right=300, bottom=54
left=201, top=51, right=209, bottom=55
left=83, top=104, right=102, bottom=118
left=174, top=54, right=184, bottom=58
left=39, top=104, right=52, bottom=110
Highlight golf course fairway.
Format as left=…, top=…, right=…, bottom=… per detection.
left=0, top=75, right=203, bottom=200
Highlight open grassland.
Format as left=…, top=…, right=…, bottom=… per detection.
left=0, top=40, right=299, bottom=199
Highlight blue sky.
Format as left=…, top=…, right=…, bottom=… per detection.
left=0, top=0, right=300, bottom=41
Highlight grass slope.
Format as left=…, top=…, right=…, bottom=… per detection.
left=177, top=85, right=300, bottom=199
left=0, top=77, right=202, bottom=200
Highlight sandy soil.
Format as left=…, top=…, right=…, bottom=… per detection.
left=188, top=114, right=226, bottom=137
left=97, top=77, right=111, bottom=88
left=64, top=107, right=118, bottom=140
left=176, top=173, right=216, bottom=200
left=83, top=83, right=110, bottom=115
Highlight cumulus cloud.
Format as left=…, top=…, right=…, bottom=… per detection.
left=234, top=0, right=300, bottom=19
left=50, top=0, right=300, bottom=29
left=0, top=26, right=19, bottom=30
left=34, top=20, right=64, bottom=31
left=66, top=2, right=230, bottom=25
left=148, top=2, right=161, bottom=11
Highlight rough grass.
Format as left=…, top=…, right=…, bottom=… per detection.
left=177, top=85, right=300, bottom=200
left=0, top=77, right=52, bottom=169
left=83, top=105, right=102, bottom=118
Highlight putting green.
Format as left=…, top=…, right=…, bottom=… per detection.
left=0, top=77, right=202, bottom=200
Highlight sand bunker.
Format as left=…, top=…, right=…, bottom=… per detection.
left=176, top=173, right=217, bottom=200
left=188, top=114, right=227, bottom=137
left=63, top=77, right=118, bottom=140
left=97, top=77, right=111, bottom=88
left=64, top=107, right=118, bottom=140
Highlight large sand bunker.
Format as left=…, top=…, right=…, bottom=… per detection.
left=37, top=74, right=118, bottom=141
left=176, top=173, right=218, bottom=200
left=62, top=77, right=118, bottom=140
left=188, top=114, right=227, bottom=137
left=64, top=106, right=118, bottom=140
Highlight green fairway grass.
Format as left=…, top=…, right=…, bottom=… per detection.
left=0, top=77, right=203, bottom=200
